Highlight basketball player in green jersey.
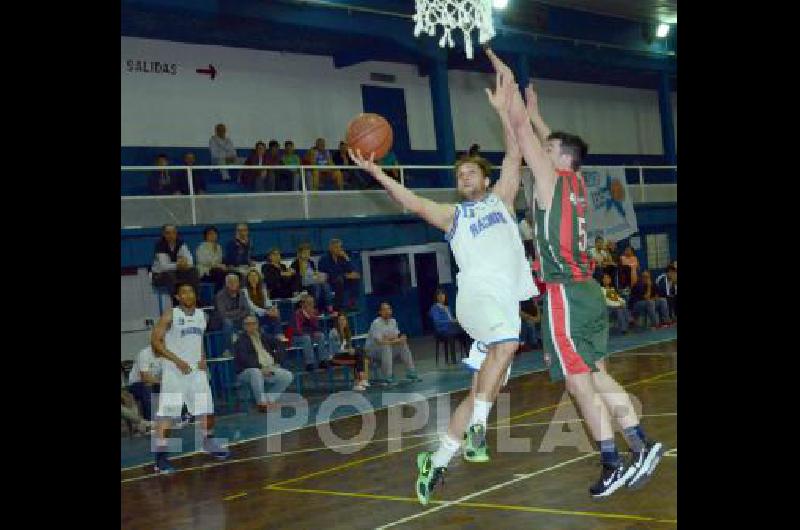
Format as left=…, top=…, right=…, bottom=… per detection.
left=491, top=53, right=665, bottom=497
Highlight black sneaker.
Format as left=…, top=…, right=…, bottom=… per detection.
left=627, top=441, right=665, bottom=489
left=589, top=459, right=636, bottom=499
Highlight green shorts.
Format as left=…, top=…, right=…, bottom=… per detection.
left=541, top=279, right=609, bottom=382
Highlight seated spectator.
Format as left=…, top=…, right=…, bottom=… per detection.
left=182, top=152, right=205, bottom=194
left=590, top=236, right=617, bottom=283
left=264, top=140, right=283, bottom=192
left=208, top=123, right=243, bottom=182
left=121, top=389, right=152, bottom=435
left=601, top=272, right=631, bottom=334
left=329, top=313, right=369, bottom=391
left=377, top=150, right=400, bottom=181
left=304, top=137, right=339, bottom=190
left=519, top=297, right=541, bottom=350
left=242, top=268, right=287, bottom=353
left=127, top=345, right=162, bottom=422
left=331, top=141, right=355, bottom=189
left=655, top=264, right=678, bottom=321
left=291, top=242, right=334, bottom=314
left=365, top=302, right=419, bottom=385
left=195, top=226, right=228, bottom=292
left=428, top=288, right=469, bottom=351
left=233, top=315, right=294, bottom=412
left=243, top=141, right=269, bottom=191
left=215, top=273, right=250, bottom=351
left=281, top=139, right=305, bottom=191
left=151, top=224, right=199, bottom=295
left=317, top=238, right=361, bottom=311
left=148, top=154, right=180, bottom=196
left=629, top=270, right=672, bottom=329
left=262, top=248, right=302, bottom=299
left=619, top=246, right=640, bottom=289
left=224, top=223, right=256, bottom=278
left=292, top=294, right=331, bottom=372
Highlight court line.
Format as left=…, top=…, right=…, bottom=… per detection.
left=120, top=336, right=677, bottom=473
left=222, top=492, right=248, bottom=501
left=266, top=484, right=677, bottom=525
left=122, top=412, right=677, bottom=485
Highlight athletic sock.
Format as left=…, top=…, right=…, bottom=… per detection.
left=622, top=425, right=646, bottom=453
left=469, top=399, right=493, bottom=428
left=431, top=434, right=461, bottom=468
left=599, top=439, right=620, bottom=466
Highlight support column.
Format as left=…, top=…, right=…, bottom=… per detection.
left=428, top=55, right=456, bottom=184
left=513, top=53, right=531, bottom=93
left=658, top=71, right=676, bottom=164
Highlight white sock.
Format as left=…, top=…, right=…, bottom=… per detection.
left=431, top=434, right=461, bottom=468
left=469, top=399, right=493, bottom=428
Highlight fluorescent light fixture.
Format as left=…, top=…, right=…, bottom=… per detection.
left=493, top=0, right=509, bottom=9
left=656, top=23, right=670, bottom=38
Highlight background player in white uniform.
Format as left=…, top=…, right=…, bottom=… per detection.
left=349, top=48, right=536, bottom=505
left=150, top=282, right=230, bottom=474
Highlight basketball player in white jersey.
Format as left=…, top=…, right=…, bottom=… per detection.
left=349, top=49, right=536, bottom=505
left=150, top=282, right=230, bottom=474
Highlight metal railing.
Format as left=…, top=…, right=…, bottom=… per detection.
left=121, top=164, right=676, bottom=228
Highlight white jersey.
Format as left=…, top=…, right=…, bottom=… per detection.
left=446, top=193, right=537, bottom=300
left=164, top=306, right=207, bottom=369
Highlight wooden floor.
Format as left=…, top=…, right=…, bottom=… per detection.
left=121, top=340, right=677, bottom=529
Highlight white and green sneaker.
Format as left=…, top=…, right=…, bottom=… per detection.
left=463, top=424, right=489, bottom=463
left=415, top=451, right=445, bottom=506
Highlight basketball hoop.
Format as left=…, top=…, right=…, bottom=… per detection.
left=413, top=0, right=495, bottom=60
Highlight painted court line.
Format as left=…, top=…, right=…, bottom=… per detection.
left=121, top=337, right=677, bottom=473
left=265, top=485, right=676, bottom=525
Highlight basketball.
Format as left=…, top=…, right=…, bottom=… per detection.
left=346, top=113, right=393, bottom=160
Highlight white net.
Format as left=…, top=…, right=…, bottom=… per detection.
left=413, top=0, right=495, bottom=60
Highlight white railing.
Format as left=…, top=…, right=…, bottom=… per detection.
left=121, top=164, right=676, bottom=227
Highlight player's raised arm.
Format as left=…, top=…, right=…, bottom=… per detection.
left=484, top=53, right=523, bottom=214
left=151, top=308, right=191, bottom=374
left=349, top=148, right=456, bottom=233
left=525, top=82, right=551, bottom=144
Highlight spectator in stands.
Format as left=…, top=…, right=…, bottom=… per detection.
left=601, top=272, right=630, bottom=334
left=127, top=345, right=162, bottom=421
left=590, top=236, right=617, bottom=283
left=329, top=313, right=368, bottom=391
left=318, top=238, right=361, bottom=311
left=243, top=268, right=287, bottom=352
left=331, top=141, right=354, bottom=188
left=629, top=270, right=672, bottom=329
left=149, top=154, right=180, bottom=195
left=281, top=140, right=305, bottom=191
left=365, top=302, right=419, bottom=385
left=293, top=293, right=331, bottom=371
left=656, top=264, right=678, bottom=320
left=195, top=226, right=228, bottom=292
left=208, top=123, right=242, bottom=182
left=181, top=152, right=205, bottom=194
left=122, top=389, right=152, bottom=435
left=262, top=248, right=301, bottom=299
left=224, top=223, right=255, bottom=278
left=377, top=150, right=400, bottom=181
left=243, top=141, right=269, bottom=191
left=304, top=137, right=338, bottom=190
left=233, top=315, right=294, bottom=412
left=428, top=289, right=469, bottom=351
left=291, top=242, right=334, bottom=315
left=619, top=246, right=640, bottom=289
left=519, top=297, right=541, bottom=350
left=151, top=224, right=199, bottom=295
left=263, top=140, right=283, bottom=192
left=215, top=273, right=250, bottom=351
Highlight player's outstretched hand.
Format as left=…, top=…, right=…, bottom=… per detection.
left=348, top=148, right=380, bottom=178
left=525, top=81, right=541, bottom=118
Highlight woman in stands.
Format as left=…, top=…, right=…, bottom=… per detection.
left=291, top=242, right=335, bottom=315
left=195, top=226, right=228, bottom=292
left=242, top=269, right=287, bottom=353
left=328, top=313, right=368, bottom=391
left=262, top=248, right=302, bottom=299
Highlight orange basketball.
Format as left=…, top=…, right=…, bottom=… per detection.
left=346, top=113, right=393, bottom=160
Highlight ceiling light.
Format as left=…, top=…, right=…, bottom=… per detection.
left=656, top=23, right=670, bottom=38
left=493, top=0, right=509, bottom=9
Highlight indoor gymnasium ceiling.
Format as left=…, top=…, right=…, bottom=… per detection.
left=532, top=0, right=677, bottom=24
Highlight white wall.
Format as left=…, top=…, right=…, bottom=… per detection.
left=122, top=37, right=674, bottom=155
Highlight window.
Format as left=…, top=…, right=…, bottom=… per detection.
left=369, top=254, right=411, bottom=296
left=645, top=233, right=670, bottom=270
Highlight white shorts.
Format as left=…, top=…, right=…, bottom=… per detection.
left=455, top=281, right=522, bottom=347
left=461, top=340, right=512, bottom=386
left=156, top=366, right=214, bottom=419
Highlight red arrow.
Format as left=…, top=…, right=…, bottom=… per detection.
left=196, top=64, right=217, bottom=80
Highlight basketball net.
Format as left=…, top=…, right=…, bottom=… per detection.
left=413, top=0, right=495, bottom=60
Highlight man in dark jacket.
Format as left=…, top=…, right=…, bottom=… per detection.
left=655, top=264, right=677, bottom=320
left=317, top=238, right=361, bottom=311
left=629, top=270, right=672, bottom=329
left=151, top=224, right=199, bottom=295
left=215, top=274, right=250, bottom=352
left=224, top=223, right=255, bottom=277
left=233, top=315, right=293, bottom=412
